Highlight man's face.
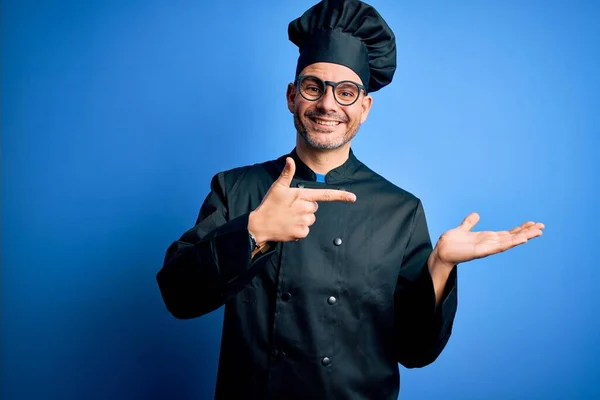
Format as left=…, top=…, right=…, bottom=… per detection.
left=286, top=62, right=373, bottom=150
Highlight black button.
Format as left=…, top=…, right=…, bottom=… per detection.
left=271, top=349, right=286, bottom=359
left=296, top=182, right=305, bottom=188
left=333, top=238, right=342, bottom=246
left=321, top=357, right=331, bottom=366
left=282, top=292, right=292, bottom=301
left=327, top=296, right=337, bottom=305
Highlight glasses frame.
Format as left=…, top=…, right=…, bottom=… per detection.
left=295, top=75, right=367, bottom=107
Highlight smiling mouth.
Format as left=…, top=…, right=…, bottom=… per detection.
left=309, top=117, right=342, bottom=127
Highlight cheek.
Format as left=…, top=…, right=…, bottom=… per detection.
left=347, top=109, right=362, bottom=125
left=294, top=101, right=311, bottom=117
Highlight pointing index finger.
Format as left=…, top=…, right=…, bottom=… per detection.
left=299, top=188, right=357, bottom=203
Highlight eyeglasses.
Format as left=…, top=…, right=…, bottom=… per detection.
left=295, top=75, right=366, bottom=106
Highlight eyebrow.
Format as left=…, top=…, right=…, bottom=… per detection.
left=301, top=75, right=363, bottom=84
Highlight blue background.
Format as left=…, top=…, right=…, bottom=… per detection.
left=2, top=1, right=599, bottom=399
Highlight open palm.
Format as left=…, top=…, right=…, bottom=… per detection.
left=435, top=213, right=545, bottom=266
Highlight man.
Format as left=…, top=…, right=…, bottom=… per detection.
left=156, top=0, right=545, bottom=398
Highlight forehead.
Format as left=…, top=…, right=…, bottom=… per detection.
left=299, top=62, right=363, bottom=84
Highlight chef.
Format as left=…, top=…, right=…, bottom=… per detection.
left=156, top=1, right=545, bottom=398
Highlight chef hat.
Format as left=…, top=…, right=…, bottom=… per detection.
left=288, top=0, right=397, bottom=93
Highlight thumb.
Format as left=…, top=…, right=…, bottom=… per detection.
left=458, top=212, right=480, bottom=231
left=275, top=157, right=296, bottom=187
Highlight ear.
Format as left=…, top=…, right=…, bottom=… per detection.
left=360, top=94, right=373, bottom=124
left=286, top=83, right=297, bottom=113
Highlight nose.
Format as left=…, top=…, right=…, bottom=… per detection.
left=315, top=84, right=338, bottom=112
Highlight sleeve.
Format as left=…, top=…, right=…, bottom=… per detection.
left=156, top=172, right=276, bottom=319
left=393, top=200, right=458, bottom=368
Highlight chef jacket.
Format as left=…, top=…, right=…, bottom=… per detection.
left=157, top=148, right=458, bottom=399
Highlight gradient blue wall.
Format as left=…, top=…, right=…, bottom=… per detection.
left=2, top=1, right=598, bottom=399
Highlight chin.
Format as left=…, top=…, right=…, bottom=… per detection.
left=303, top=132, right=348, bottom=150
left=295, top=116, right=357, bottom=150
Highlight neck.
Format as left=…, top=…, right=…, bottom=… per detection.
left=295, top=135, right=351, bottom=175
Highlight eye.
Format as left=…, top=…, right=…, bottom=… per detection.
left=335, top=84, right=359, bottom=100
left=306, top=85, right=323, bottom=94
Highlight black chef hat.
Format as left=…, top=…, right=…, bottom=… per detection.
left=288, top=0, right=396, bottom=93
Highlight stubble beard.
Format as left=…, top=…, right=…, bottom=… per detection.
left=293, top=111, right=360, bottom=151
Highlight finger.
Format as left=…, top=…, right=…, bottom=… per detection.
left=509, top=221, right=536, bottom=234
left=513, top=224, right=545, bottom=240
left=458, top=212, right=480, bottom=232
left=510, top=221, right=546, bottom=234
left=485, top=229, right=542, bottom=255
left=303, top=213, right=317, bottom=227
left=499, top=236, right=527, bottom=253
left=298, top=200, right=318, bottom=214
left=296, top=225, right=310, bottom=239
left=521, top=227, right=544, bottom=240
left=301, top=200, right=318, bottom=214
left=477, top=234, right=527, bottom=257
left=300, top=188, right=357, bottom=203
left=275, top=157, right=296, bottom=188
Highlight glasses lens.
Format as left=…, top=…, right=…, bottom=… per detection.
left=334, top=82, right=360, bottom=105
left=299, top=76, right=325, bottom=101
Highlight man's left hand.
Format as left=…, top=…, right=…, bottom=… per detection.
left=432, top=213, right=545, bottom=269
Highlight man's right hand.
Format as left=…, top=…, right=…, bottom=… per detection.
left=248, top=157, right=357, bottom=246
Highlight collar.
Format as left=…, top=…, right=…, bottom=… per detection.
left=277, top=147, right=363, bottom=184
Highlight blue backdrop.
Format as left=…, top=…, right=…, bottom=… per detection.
left=2, top=1, right=599, bottom=399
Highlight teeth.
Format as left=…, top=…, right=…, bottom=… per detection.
left=314, top=118, right=340, bottom=126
